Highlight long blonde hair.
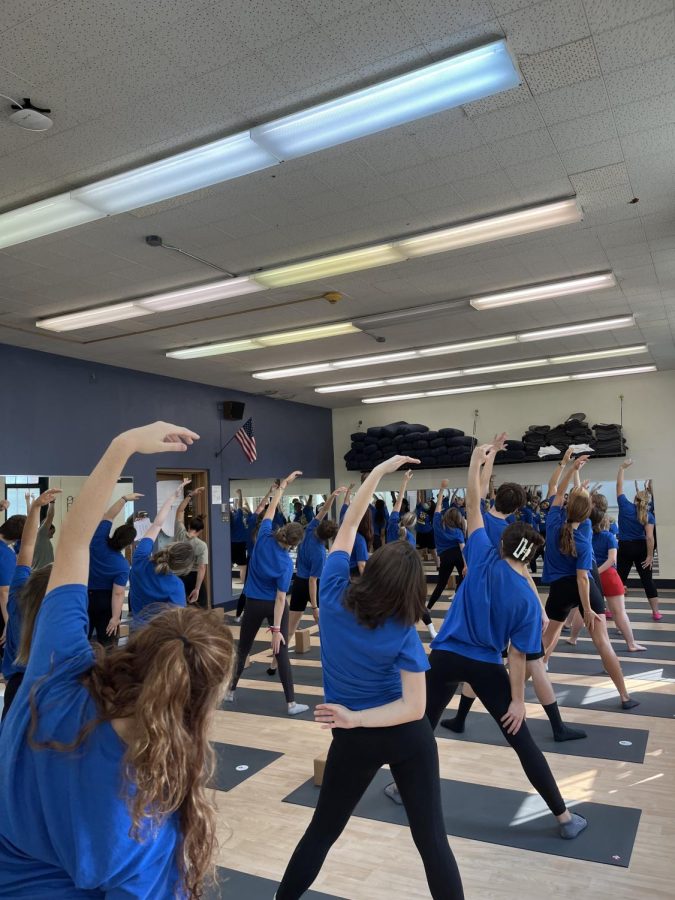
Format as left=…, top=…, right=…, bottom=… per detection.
left=559, top=490, right=592, bottom=558
left=29, top=606, right=234, bottom=898
left=634, top=490, right=650, bottom=526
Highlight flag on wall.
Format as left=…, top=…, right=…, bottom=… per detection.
left=235, top=417, right=257, bottom=463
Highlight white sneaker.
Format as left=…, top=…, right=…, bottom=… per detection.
left=427, top=622, right=438, bottom=640
left=288, top=702, right=309, bottom=716
left=223, top=690, right=235, bottom=703
left=233, top=616, right=242, bottom=624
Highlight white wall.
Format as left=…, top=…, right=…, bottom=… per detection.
left=332, top=370, right=675, bottom=578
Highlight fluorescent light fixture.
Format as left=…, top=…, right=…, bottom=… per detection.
left=572, top=365, right=656, bottom=381
left=470, top=272, right=616, bottom=310
left=398, top=199, right=581, bottom=257
left=253, top=244, right=405, bottom=288
left=362, top=392, right=427, bottom=404
left=316, top=369, right=461, bottom=393
left=37, top=302, right=151, bottom=332
left=362, top=384, right=496, bottom=404
left=0, top=193, right=103, bottom=250
left=463, top=358, right=546, bottom=375
left=253, top=363, right=334, bottom=379
left=386, top=369, right=461, bottom=385
left=418, top=336, right=518, bottom=356
left=517, top=315, right=634, bottom=342
left=136, top=276, right=264, bottom=311
left=167, top=322, right=359, bottom=359
left=73, top=133, right=280, bottom=214
left=551, top=345, right=647, bottom=364
left=333, top=351, right=419, bottom=369
left=495, top=376, right=571, bottom=389
left=250, top=40, right=519, bottom=160
left=317, top=380, right=386, bottom=393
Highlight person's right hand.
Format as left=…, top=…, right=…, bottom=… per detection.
left=189, top=486, right=206, bottom=496
left=377, top=456, right=420, bottom=476
left=280, top=470, right=303, bottom=490
left=123, top=492, right=144, bottom=502
left=573, top=454, right=590, bottom=470
left=501, top=700, right=526, bottom=735
left=620, top=458, right=634, bottom=470
left=491, top=432, right=508, bottom=453
left=584, top=608, right=604, bottom=633
left=271, top=630, right=286, bottom=655
left=472, top=443, right=493, bottom=463
left=314, top=702, right=358, bottom=730
left=119, top=422, right=200, bottom=455
left=562, top=446, right=574, bottom=464
left=0, top=499, right=10, bottom=512
left=31, top=488, right=62, bottom=510
left=642, top=556, right=653, bottom=570
left=440, top=479, right=449, bottom=489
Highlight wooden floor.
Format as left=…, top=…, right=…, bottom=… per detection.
left=214, top=581, right=675, bottom=899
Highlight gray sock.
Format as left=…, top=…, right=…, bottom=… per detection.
left=560, top=813, right=588, bottom=840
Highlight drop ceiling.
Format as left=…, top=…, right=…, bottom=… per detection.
left=0, top=0, right=674, bottom=408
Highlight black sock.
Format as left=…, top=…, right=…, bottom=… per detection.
left=440, top=694, right=475, bottom=733
left=543, top=701, right=587, bottom=741
left=236, top=592, right=247, bottom=618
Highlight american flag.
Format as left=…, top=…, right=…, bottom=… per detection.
left=234, top=417, right=257, bottom=463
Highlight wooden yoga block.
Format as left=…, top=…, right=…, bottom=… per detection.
left=118, top=621, right=130, bottom=637
left=295, top=628, right=312, bottom=654
left=313, top=752, right=327, bottom=787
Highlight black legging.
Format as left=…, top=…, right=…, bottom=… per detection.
left=425, top=649, right=566, bottom=816
left=180, top=570, right=207, bottom=609
left=276, top=718, right=463, bottom=900
left=1, top=671, right=24, bottom=721
left=427, top=546, right=464, bottom=609
left=617, top=539, right=658, bottom=599
left=87, top=588, right=115, bottom=647
left=230, top=597, right=295, bottom=702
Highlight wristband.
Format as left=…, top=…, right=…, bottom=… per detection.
left=269, top=626, right=281, bottom=633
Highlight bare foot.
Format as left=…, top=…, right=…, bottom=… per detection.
left=565, top=639, right=577, bottom=646
left=627, top=644, right=647, bottom=652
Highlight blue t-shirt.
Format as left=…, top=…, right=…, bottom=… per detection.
left=245, top=512, right=258, bottom=553
left=0, top=584, right=182, bottom=897
left=349, top=532, right=369, bottom=570
left=245, top=519, right=293, bottom=600
left=385, top=511, right=415, bottom=546
left=592, top=530, right=618, bottom=568
left=296, top=520, right=326, bottom=580
left=519, top=506, right=535, bottom=526
left=272, top=510, right=287, bottom=529
left=609, top=521, right=619, bottom=537
left=415, top=505, right=433, bottom=533
left=617, top=493, right=655, bottom=542
left=320, top=551, right=429, bottom=709
left=230, top=508, right=247, bottom=543
left=2, top=564, right=31, bottom=679
left=0, top=541, right=17, bottom=588
left=431, top=529, right=542, bottom=664
left=88, top=520, right=130, bottom=592
left=292, top=505, right=314, bottom=525
left=433, top=512, right=465, bottom=553
left=129, top=538, right=186, bottom=617
left=482, top=511, right=512, bottom=550
left=542, top=506, right=593, bottom=583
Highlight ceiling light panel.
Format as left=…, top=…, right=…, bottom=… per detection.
left=37, top=302, right=151, bottom=332
left=469, top=272, right=616, bottom=310
left=253, top=245, right=405, bottom=288
left=572, top=365, right=656, bottom=380
left=0, top=194, right=103, bottom=250
left=167, top=322, right=359, bottom=359
left=137, top=276, right=264, bottom=311
left=250, top=40, right=519, bottom=160
left=517, top=315, right=634, bottom=342
left=551, top=345, right=647, bottom=364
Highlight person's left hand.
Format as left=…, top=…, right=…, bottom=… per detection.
left=501, top=700, right=526, bottom=735
left=642, top=556, right=653, bottom=570
left=314, top=703, right=358, bottom=730
left=271, top=630, right=285, bottom=654
left=106, top=617, right=121, bottom=637
left=31, top=489, right=62, bottom=510
left=584, top=608, right=603, bottom=633
left=188, top=589, right=200, bottom=604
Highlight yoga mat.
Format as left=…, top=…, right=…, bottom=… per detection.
left=211, top=742, right=283, bottom=792
left=531, top=681, right=675, bottom=719
left=548, top=654, right=675, bottom=681
left=220, top=686, right=318, bottom=719
left=207, top=867, right=343, bottom=899
left=434, top=712, right=648, bottom=763
left=600, top=626, right=675, bottom=642
left=284, top=769, right=641, bottom=868
left=621, top=611, right=673, bottom=622
left=554, top=638, right=675, bottom=661
left=245, top=661, right=326, bottom=688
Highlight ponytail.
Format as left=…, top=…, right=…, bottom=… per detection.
left=559, top=522, right=577, bottom=558
left=152, top=548, right=172, bottom=575
left=634, top=491, right=649, bottom=526
left=398, top=525, right=407, bottom=541
left=151, top=541, right=195, bottom=576
left=274, top=521, right=304, bottom=549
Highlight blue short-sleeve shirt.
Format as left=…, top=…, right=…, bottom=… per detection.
left=433, top=512, right=465, bottom=553
left=592, top=530, right=618, bottom=568
left=542, top=506, right=593, bottom=583
left=2, top=564, right=31, bottom=679
left=88, top=520, right=130, bottom=592
left=245, top=520, right=293, bottom=600
left=129, top=538, right=186, bottom=617
left=617, top=494, right=655, bottom=542
left=0, top=541, right=17, bottom=589
left=296, top=520, right=326, bottom=580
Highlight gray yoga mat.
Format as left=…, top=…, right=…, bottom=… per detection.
left=548, top=654, right=675, bottom=681
left=211, top=742, right=283, bottom=792
left=553, top=638, right=675, bottom=661
left=245, top=661, right=326, bottom=687
left=219, top=686, right=318, bottom=719
left=284, top=769, right=641, bottom=868
left=597, top=626, right=675, bottom=642
left=207, top=867, right=343, bottom=899
left=434, top=712, right=648, bottom=763
left=530, top=681, right=675, bottom=719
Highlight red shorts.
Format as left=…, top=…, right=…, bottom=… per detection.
left=600, top=567, right=624, bottom=597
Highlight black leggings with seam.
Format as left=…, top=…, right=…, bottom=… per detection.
left=427, top=546, right=464, bottom=609
left=230, top=597, right=295, bottom=702
left=276, top=718, right=463, bottom=900
left=425, top=649, right=566, bottom=816
left=617, top=539, right=658, bottom=599
left=87, top=588, right=115, bottom=647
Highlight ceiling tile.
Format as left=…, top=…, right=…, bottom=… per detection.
left=583, top=0, right=673, bottom=32
left=613, top=91, right=675, bottom=138
left=488, top=128, right=557, bottom=166
left=471, top=100, right=545, bottom=141
left=320, top=0, right=419, bottom=69
left=580, top=184, right=636, bottom=212
left=396, top=0, right=495, bottom=44
left=504, top=154, right=569, bottom=188
left=593, top=9, right=675, bottom=74
left=559, top=139, right=624, bottom=173
left=620, top=123, right=675, bottom=161
left=569, top=163, right=630, bottom=193
left=519, top=37, right=602, bottom=94
left=212, top=0, right=316, bottom=50
left=548, top=109, right=618, bottom=152
left=603, top=53, right=675, bottom=107
left=535, top=77, right=609, bottom=125
left=462, top=81, right=532, bottom=117
left=499, top=0, right=589, bottom=54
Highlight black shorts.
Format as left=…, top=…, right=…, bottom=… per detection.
left=545, top=574, right=606, bottom=622
left=289, top=576, right=319, bottom=612
left=231, top=541, right=247, bottom=566
left=416, top=530, right=435, bottom=550
left=501, top=642, right=544, bottom=661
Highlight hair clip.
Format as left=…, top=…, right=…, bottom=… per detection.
left=513, top=537, right=533, bottom=560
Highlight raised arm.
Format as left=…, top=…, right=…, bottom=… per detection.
left=17, top=490, right=62, bottom=567
left=466, top=444, right=493, bottom=535
left=264, top=471, right=302, bottom=522
left=332, top=457, right=419, bottom=556
left=617, top=458, right=633, bottom=497
left=434, top=479, right=449, bottom=514
left=553, top=455, right=590, bottom=507
left=393, top=470, right=413, bottom=513
left=145, top=479, right=191, bottom=543
left=48, top=424, right=199, bottom=592
left=316, top=487, right=346, bottom=522
left=478, top=432, right=507, bottom=500
left=42, top=498, right=56, bottom=531
left=547, top=446, right=574, bottom=499
left=103, top=491, right=144, bottom=523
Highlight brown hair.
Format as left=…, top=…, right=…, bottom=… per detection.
left=189, top=516, right=205, bottom=534
left=591, top=492, right=608, bottom=513
left=343, top=540, right=427, bottom=628
left=0, top=514, right=26, bottom=541
left=442, top=508, right=464, bottom=530
left=109, top=523, right=137, bottom=552
left=590, top=506, right=605, bottom=534
left=500, top=523, right=544, bottom=564
left=357, top=508, right=374, bottom=551
left=400, top=511, right=416, bottom=529
left=16, top=565, right=52, bottom=666
left=152, top=541, right=195, bottom=576
left=494, top=483, right=526, bottom=515
left=316, top=519, right=338, bottom=541
left=273, top=521, right=304, bottom=549
left=559, top=490, right=592, bottom=558
left=29, top=606, right=235, bottom=898
left=634, top=490, right=650, bottom=526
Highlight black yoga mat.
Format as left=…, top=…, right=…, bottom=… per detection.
left=621, top=610, right=674, bottom=622
left=211, top=742, right=283, bottom=792
left=531, top=681, right=675, bottom=719
left=245, top=661, right=326, bottom=688
left=284, top=769, right=641, bottom=868
left=206, top=867, right=343, bottom=899
left=219, top=686, right=318, bottom=719
left=548, top=654, right=675, bottom=681
left=434, top=712, right=648, bottom=763
left=553, top=638, right=675, bottom=661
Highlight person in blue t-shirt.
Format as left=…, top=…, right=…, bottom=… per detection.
left=0, top=421, right=236, bottom=899
left=0, top=510, right=25, bottom=662
left=1, top=488, right=60, bottom=720
left=276, top=454, right=463, bottom=900
left=340, top=487, right=373, bottom=575
left=427, top=479, right=466, bottom=613
left=233, top=488, right=271, bottom=622
left=129, top=481, right=195, bottom=623
left=88, top=492, right=141, bottom=646
left=230, top=489, right=249, bottom=586
left=414, top=495, right=435, bottom=561
left=288, top=488, right=344, bottom=642
left=541, top=457, right=638, bottom=710
left=616, top=460, right=660, bottom=620
left=385, top=443, right=588, bottom=841
left=385, top=468, right=415, bottom=547
left=226, top=471, right=309, bottom=716
left=292, top=496, right=315, bottom=526
left=608, top=518, right=619, bottom=537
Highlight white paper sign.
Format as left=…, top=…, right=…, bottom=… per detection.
left=211, top=485, right=222, bottom=505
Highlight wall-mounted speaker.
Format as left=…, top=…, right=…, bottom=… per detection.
left=222, top=400, right=245, bottom=421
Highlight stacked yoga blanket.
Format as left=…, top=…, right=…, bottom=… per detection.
left=521, top=414, right=625, bottom=462
left=344, top=422, right=476, bottom=471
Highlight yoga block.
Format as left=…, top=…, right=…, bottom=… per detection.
left=313, top=753, right=327, bottom=787
left=295, top=629, right=312, bottom=654
left=118, top=621, right=130, bottom=637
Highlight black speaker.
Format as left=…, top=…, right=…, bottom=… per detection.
left=222, top=400, right=245, bottom=421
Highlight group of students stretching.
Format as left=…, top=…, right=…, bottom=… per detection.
left=0, top=421, right=661, bottom=899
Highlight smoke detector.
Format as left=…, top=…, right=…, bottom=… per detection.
left=8, top=98, right=53, bottom=131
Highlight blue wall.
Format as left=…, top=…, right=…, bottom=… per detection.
left=0, top=343, right=334, bottom=604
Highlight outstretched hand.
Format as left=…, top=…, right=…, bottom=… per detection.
left=118, top=422, right=200, bottom=455
left=573, top=454, right=590, bottom=471
left=31, top=489, right=62, bottom=510
left=376, top=455, right=420, bottom=475
left=280, top=470, right=303, bottom=490
left=472, top=443, right=493, bottom=464
left=491, top=432, right=508, bottom=453
left=620, top=458, right=634, bottom=470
